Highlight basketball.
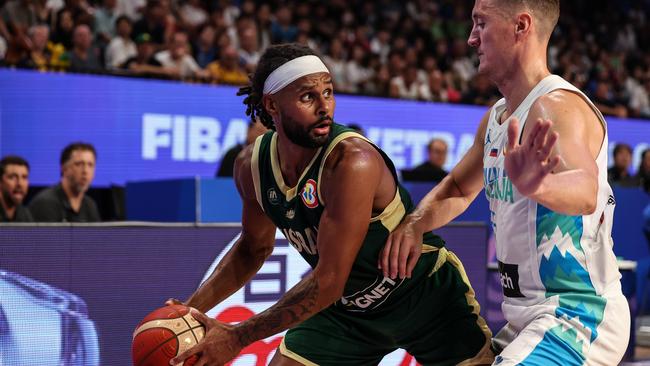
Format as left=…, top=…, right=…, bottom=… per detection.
left=132, top=305, right=205, bottom=366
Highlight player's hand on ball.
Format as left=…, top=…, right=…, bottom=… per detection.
left=170, top=309, right=243, bottom=366
left=164, top=298, right=185, bottom=306
left=380, top=214, right=423, bottom=279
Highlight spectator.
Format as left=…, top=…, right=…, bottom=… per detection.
left=323, top=38, right=349, bottom=92
left=116, top=0, right=145, bottom=21
left=402, top=138, right=449, bottom=183
left=193, top=23, right=217, bottom=68
left=94, top=0, right=119, bottom=45
left=608, top=143, right=639, bottom=187
left=63, top=23, right=101, bottom=73
left=389, top=64, right=428, bottom=100
left=104, top=15, right=136, bottom=69
left=121, top=32, right=164, bottom=75
left=178, top=0, right=208, bottom=32
left=237, top=23, right=260, bottom=73
left=1, top=0, right=38, bottom=64
left=50, top=7, right=74, bottom=50
left=461, top=73, right=500, bottom=106
left=593, top=81, right=628, bottom=118
left=270, top=5, right=297, bottom=44
left=206, top=45, right=247, bottom=85
left=216, top=118, right=267, bottom=177
left=29, top=142, right=100, bottom=222
left=132, top=0, right=168, bottom=45
left=154, top=30, right=204, bottom=79
left=0, top=155, right=33, bottom=222
left=637, top=149, right=650, bottom=193
left=17, top=24, right=65, bottom=71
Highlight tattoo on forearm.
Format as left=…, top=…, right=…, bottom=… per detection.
left=237, top=276, right=320, bottom=346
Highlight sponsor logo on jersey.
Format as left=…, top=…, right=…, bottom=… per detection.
left=301, top=179, right=319, bottom=208
left=285, top=209, right=295, bottom=220
left=498, top=261, right=525, bottom=298
left=339, top=276, right=404, bottom=311
left=267, top=188, right=280, bottom=205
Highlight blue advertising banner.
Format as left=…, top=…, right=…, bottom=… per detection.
left=1, top=69, right=648, bottom=187
left=0, top=223, right=488, bottom=366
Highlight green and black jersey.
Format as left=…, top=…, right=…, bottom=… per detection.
left=251, top=123, right=445, bottom=314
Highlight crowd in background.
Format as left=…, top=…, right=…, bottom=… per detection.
left=1, top=0, right=650, bottom=118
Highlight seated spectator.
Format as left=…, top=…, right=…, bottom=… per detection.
left=131, top=0, right=169, bottom=45
left=389, top=64, right=428, bottom=100
left=592, top=81, right=628, bottom=118
left=154, top=30, right=204, bottom=79
left=178, top=0, right=208, bottom=33
left=29, top=142, right=100, bottom=222
left=216, top=118, right=267, bottom=177
left=402, top=138, right=449, bottom=183
left=193, top=23, right=217, bottom=69
left=206, top=45, right=248, bottom=85
left=94, top=0, right=119, bottom=45
left=0, top=155, right=33, bottom=222
left=0, top=0, right=38, bottom=64
left=461, top=73, right=500, bottom=106
left=608, top=143, right=639, bottom=187
left=121, top=32, right=166, bottom=76
left=237, top=23, right=260, bottom=73
left=50, top=7, right=74, bottom=50
left=105, top=15, right=136, bottom=69
left=270, top=5, right=297, bottom=44
left=636, top=149, right=650, bottom=193
left=17, top=24, right=65, bottom=71
left=63, top=24, right=102, bottom=73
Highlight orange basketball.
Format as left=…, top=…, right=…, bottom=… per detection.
left=132, top=305, right=205, bottom=366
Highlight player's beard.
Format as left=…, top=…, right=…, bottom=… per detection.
left=279, top=112, right=332, bottom=148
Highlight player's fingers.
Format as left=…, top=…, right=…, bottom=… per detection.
left=538, top=131, right=558, bottom=161
left=405, top=245, right=421, bottom=279
left=505, top=117, right=519, bottom=154
left=380, top=233, right=394, bottom=277
left=190, top=309, right=212, bottom=328
left=544, top=155, right=561, bottom=174
left=165, top=298, right=184, bottom=306
left=533, top=119, right=551, bottom=151
left=389, top=233, right=401, bottom=279
left=398, top=239, right=411, bottom=279
left=170, top=344, right=202, bottom=365
left=193, top=357, right=209, bottom=366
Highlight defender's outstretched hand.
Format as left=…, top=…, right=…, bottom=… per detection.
left=170, top=309, right=243, bottom=366
left=504, top=117, right=561, bottom=197
left=379, top=215, right=423, bottom=279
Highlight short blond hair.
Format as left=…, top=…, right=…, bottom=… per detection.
left=496, top=0, right=560, bottom=41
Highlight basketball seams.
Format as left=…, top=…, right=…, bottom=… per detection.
left=133, top=305, right=205, bottom=366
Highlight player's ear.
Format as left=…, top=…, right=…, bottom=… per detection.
left=515, top=12, right=532, bottom=38
left=262, top=95, right=278, bottom=117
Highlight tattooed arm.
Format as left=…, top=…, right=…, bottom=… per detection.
left=231, top=138, right=386, bottom=343
left=169, top=144, right=277, bottom=312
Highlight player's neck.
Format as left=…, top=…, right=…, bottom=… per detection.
left=496, top=52, right=550, bottom=116
left=275, top=134, right=320, bottom=187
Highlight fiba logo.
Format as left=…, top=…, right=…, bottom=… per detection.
left=300, top=179, right=319, bottom=208
left=267, top=188, right=280, bottom=205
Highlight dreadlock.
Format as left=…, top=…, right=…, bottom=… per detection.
left=237, top=43, right=319, bottom=130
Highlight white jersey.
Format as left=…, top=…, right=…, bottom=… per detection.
left=484, top=75, right=629, bottom=363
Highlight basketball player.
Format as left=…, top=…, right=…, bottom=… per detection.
left=169, top=43, right=493, bottom=365
left=381, top=0, right=630, bottom=365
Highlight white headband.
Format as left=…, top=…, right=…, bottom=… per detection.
left=263, top=55, right=330, bottom=95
